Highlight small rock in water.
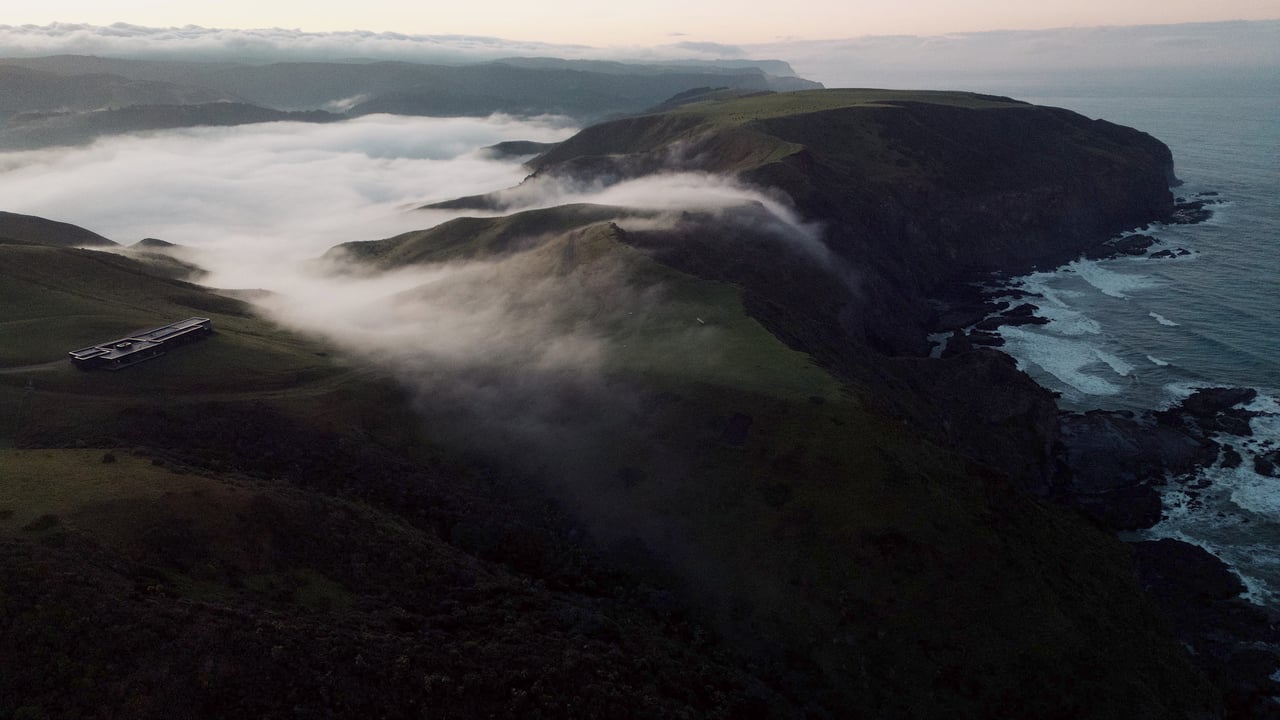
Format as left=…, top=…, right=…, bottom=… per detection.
left=1254, top=450, right=1279, bottom=478
left=1002, top=303, right=1039, bottom=318
left=1168, top=200, right=1214, bottom=225
left=1221, top=446, right=1243, bottom=469
left=967, top=330, right=1005, bottom=347
left=1180, top=388, right=1258, bottom=418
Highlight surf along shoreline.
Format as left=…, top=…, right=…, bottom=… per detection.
left=928, top=191, right=1280, bottom=708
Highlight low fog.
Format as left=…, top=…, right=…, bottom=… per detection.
left=0, top=114, right=574, bottom=281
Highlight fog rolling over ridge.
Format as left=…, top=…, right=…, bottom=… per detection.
left=0, top=113, right=845, bottom=549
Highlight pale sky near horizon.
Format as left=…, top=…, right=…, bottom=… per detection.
left=7, top=1, right=1280, bottom=45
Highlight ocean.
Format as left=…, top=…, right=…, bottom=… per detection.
left=987, top=84, right=1280, bottom=604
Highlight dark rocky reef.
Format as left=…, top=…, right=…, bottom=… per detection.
left=1051, top=388, right=1280, bottom=715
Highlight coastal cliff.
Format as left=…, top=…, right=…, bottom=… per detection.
left=3, top=90, right=1241, bottom=718
left=524, top=89, right=1176, bottom=354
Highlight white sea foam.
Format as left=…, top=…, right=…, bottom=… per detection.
left=1013, top=272, right=1085, bottom=309
left=1160, top=382, right=1210, bottom=407
left=1147, top=355, right=1171, bottom=367
left=1069, top=259, right=1160, bottom=299
left=1141, top=393, right=1280, bottom=605
left=998, top=326, right=1126, bottom=396
left=1033, top=304, right=1102, bottom=336
left=1095, top=349, right=1134, bottom=377
left=1230, top=474, right=1280, bottom=518
left=1149, top=311, right=1180, bottom=326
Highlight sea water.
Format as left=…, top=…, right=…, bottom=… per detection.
left=987, top=81, right=1280, bottom=605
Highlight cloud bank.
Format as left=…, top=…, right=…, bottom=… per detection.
left=0, top=22, right=734, bottom=65
left=0, top=114, right=574, bottom=279
left=1, top=20, right=1273, bottom=89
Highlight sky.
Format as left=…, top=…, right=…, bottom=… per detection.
left=5, top=1, right=1279, bottom=45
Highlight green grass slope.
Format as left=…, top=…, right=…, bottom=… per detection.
left=324, top=209, right=1217, bottom=717
left=529, top=89, right=1028, bottom=176
left=0, top=444, right=789, bottom=719
left=330, top=204, right=641, bottom=269
left=0, top=243, right=336, bottom=395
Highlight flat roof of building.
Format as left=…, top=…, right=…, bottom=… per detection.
left=68, top=317, right=211, bottom=362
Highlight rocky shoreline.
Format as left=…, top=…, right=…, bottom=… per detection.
left=928, top=193, right=1280, bottom=717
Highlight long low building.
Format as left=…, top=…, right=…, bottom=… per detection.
left=68, top=317, right=213, bottom=370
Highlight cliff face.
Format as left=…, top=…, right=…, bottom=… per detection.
left=753, top=102, right=1173, bottom=346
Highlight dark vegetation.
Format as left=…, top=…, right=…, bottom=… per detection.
left=0, top=89, right=1249, bottom=717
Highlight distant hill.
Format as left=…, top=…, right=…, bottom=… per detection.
left=493, top=56, right=804, bottom=78
left=0, top=55, right=824, bottom=149
left=480, top=139, right=560, bottom=159
left=0, top=55, right=822, bottom=120
left=132, top=238, right=176, bottom=249
left=0, top=64, right=236, bottom=117
left=0, top=102, right=340, bottom=149
left=341, top=63, right=817, bottom=119
left=0, top=211, right=116, bottom=247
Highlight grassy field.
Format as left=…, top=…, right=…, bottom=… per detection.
left=0, top=446, right=360, bottom=611
left=0, top=244, right=341, bottom=394
left=0, top=448, right=214, bottom=533
left=667, top=88, right=1027, bottom=126
left=331, top=204, right=640, bottom=269
left=528, top=88, right=1030, bottom=180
